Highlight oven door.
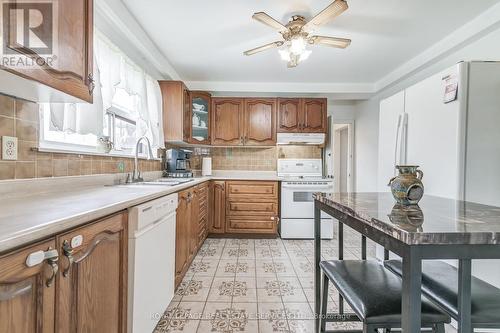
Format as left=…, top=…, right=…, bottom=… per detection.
left=281, top=183, right=333, bottom=219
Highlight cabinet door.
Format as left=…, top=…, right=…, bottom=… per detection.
left=182, top=87, right=191, bottom=142
left=244, top=98, right=276, bottom=145
left=277, top=98, right=301, bottom=133
left=189, top=189, right=199, bottom=259
left=210, top=181, right=226, bottom=234
left=56, top=212, right=127, bottom=333
left=189, top=92, right=211, bottom=145
left=175, top=189, right=192, bottom=287
left=0, top=239, right=57, bottom=333
left=2, top=0, right=94, bottom=102
left=302, top=98, right=327, bottom=133
left=211, top=98, right=244, bottom=145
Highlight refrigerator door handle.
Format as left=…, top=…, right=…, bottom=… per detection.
left=401, top=113, right=408, bottom=165
left=394, top=114, right=402, bottom=175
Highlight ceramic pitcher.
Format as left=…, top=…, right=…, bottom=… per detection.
left=388, top=165, right=424, bottom=205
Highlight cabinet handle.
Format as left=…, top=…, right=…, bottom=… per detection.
left=62, top=240, right=74, bottom=278
left=88, top=73, right=95, bottom=94
left=45, top=248, right=59, bottom=287
left=271, top=216, right=280, bottom=223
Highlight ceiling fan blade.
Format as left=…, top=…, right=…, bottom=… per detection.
left=252, top=12, right=288, bottom=33
left=243, top=41, right=284, bottom=56
left=309, top=35, right=351, bottom=48
left=303, top=0, right=348, bottom=31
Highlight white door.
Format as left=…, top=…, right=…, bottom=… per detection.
left=378, top=91, right=405, bottom=192
left=405, top=64, right=464, bottom=199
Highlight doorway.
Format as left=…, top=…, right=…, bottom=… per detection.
left=329, top=120, right=354, bottom=193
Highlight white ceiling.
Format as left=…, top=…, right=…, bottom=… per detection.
left=122, top=0, right=499, bottom=89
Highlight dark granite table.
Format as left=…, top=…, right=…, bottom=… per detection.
left=313, top=192, right=500, bottom=333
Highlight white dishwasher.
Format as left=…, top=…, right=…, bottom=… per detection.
left=128, top=193, right=177, bottom=333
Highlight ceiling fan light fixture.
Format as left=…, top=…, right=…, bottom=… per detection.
left=279, top=49, right=291, bottom=62
left=290, top=36, right=306, bottom=55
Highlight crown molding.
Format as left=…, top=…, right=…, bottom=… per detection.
left=186, top=80, right=375, bottom=95
left=95, top=0, right=180, bottom=80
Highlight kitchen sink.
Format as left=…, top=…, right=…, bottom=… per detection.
left=109, top=178, right=194, bottom=187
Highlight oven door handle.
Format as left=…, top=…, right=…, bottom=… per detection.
left=281, top=185, right=333, bottom=190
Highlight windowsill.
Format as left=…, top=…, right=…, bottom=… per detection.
left=34, top=146, right=162, bottom=161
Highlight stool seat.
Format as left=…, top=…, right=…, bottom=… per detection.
left=385, top=259, right=500, bottom=326
left=320, top=260, right=450, bottom=325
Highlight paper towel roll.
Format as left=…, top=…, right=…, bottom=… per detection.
left=202, top=157, right=212, bottom=176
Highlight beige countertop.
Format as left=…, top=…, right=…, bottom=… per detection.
left=0, top=171, right=281, bottom=254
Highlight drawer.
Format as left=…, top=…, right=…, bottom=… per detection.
left=226, top=215, right=277, bottom=234
left=228, top=201, right=277, bottom=216
left=226, top=181, right=278, bottom=198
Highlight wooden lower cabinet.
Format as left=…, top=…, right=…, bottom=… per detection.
left=207, top=181, right=279, bottom=236
left=209, top=181, right=226, bottom=234
left=56, top=212, right=127, bottom=333
left=0, top=212, right=127, bottom=333
left=0, top=239, right=58, bottom=333
left=175, top=182, right=209, bottom=288
left=175, top=188, right=192, bottom=287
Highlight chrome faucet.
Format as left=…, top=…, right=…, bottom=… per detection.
left=129, top=136, right=154, bottom=183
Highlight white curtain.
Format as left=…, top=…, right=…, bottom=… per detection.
left=44, top=30, right=164, bottom=149
left=48, top=56, right=104, bottom=136
left=95, top=31, right=164, bottom=148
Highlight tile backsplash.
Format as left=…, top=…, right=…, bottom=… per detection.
left=0, top=94, right=161, bottom=180
left=190, top=146, right=322, bottom=171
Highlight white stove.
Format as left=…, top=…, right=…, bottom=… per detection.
left=278, top=159, right=334, bottom=239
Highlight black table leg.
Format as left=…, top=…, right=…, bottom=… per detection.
left=314, top=201, right=321, bottom=333
left=458, top=259, right=472, bottom=333
left=338, top=221, right=344, bottom=314
left=361, top=236, right=367, bottom=260
left=402, top=247, right=422, bottom=333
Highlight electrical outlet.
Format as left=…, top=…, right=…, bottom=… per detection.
left=2, top=136, right=18, bottom=160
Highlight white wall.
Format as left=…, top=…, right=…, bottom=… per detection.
left=349, top=25, right=500, bottom=192
left=352, top=99, right=380, bottom=192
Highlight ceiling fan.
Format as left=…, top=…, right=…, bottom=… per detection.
left=243, top=0, right=351, bottom=68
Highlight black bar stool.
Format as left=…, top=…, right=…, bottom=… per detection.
left=385, top=260, right=500, bottom=330
left=319, top=260, right=450, bottom=333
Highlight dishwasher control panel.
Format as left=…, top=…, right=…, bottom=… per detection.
left=128, top=193, right=178, bottom=233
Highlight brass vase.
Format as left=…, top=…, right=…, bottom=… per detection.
left=388, top=165, right=424, bottom=205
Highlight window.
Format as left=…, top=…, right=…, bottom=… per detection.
left=39, top=31, right=163, bottom=158
left=105, top=88, right=140, bottom=154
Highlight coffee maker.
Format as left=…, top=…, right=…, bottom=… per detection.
left=164, top=149, right=194, bottom=178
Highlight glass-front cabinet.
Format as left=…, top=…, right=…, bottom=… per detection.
left=189, top=91, right=211, bottom=145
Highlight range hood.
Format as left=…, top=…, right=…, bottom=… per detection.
left=277, top=133, right=326, bottom=145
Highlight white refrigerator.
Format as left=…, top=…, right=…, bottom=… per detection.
left=378, top=61, right=500, bottom=287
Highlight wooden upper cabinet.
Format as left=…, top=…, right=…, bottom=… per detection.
left=244, top=98, right=276, bottom=145
left=0, top=239, right=57, bottom=333
left=160, top=81, right=191, bottom=143
left=211, top=98, right=244, bottom=146
left=2, top=0, right=94, bottom=102
left=56, top=212, right=127, bottom=333
left=278, top=98, right=327, bottom=133
left=278, top=98, right=302, bottom=133
left=189, top=91, right=211, bottom=145
left=302, top=98, right=327, bottom=133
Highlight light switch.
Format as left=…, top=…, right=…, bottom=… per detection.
left=2, top=136, right=18, bottom=160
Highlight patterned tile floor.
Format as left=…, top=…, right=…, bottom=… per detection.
left=154, top=226, right=457, bottom=333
